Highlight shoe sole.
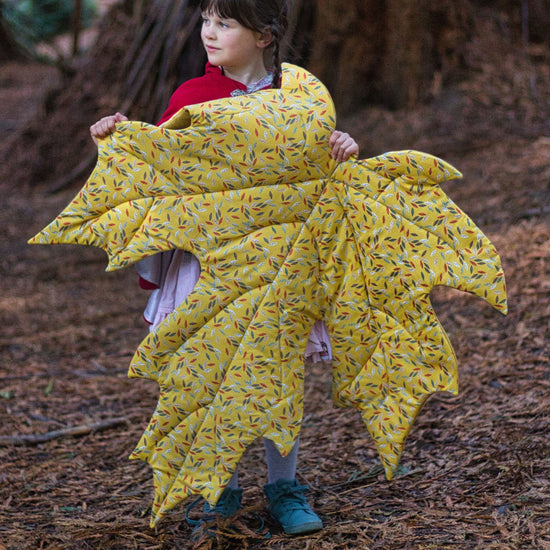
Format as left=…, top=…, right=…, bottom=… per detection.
left=282, top=520, right=324, bottom=535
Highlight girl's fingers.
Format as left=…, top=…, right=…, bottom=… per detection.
left=90, top=113, right=127, bottom=142
left=330, top=131, right=359, bottom=162
left=90, top=118, right=112, bottom=139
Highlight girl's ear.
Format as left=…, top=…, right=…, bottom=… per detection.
left=256, top=29, right=273, bottom=49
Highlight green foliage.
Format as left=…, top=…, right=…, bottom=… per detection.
left=1, top=0, right=97, bottom=47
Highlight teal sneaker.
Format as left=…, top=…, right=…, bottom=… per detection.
left=264, top=479, right=323, bottom=535
left=203, top=487, right=243, bottom=519
left=186, top=487, right=243, bottom=538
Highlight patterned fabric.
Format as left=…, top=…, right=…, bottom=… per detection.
left=29, top=63, right=507, bottom=527
left=230, top=71, right=273, bottom=96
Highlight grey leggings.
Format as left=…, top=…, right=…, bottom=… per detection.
left=226, top=438, right=299, bottom=488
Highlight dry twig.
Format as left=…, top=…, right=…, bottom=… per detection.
left=0, top=417, right=128, bottom=446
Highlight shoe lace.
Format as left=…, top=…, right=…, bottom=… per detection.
left=270, top=483, right=311, bottom=513
left=185, top=489, right=242, bottom=527
left=185, top=497, right=205, bottom=527
left=185, top=493, right=268, bottom=537
left=210, top=490, right=242, bottom=517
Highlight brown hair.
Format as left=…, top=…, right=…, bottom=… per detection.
left=199, top=0, right=288, bottom=88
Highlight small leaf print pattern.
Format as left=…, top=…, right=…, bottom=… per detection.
left=29, top=64, right=507, bottom=527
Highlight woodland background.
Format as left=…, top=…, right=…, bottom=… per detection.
left=0, top=1, right=548, bottom=549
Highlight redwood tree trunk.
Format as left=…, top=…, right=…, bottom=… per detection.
left=307, top=0, right=473, bottom=113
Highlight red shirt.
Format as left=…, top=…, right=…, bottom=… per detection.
left=158, top=63, right=268, bottom=125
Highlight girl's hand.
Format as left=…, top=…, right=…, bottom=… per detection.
left=329, top=131, right=359, bottom=162
left=90, top=112, right=128, bottom=145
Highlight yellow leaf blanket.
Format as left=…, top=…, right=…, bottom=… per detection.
left=30, top=63, right=507, bottom=527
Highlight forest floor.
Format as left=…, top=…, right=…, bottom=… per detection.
left=0, top=17, right=549, bottom=550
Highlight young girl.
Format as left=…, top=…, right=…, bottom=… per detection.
left=90, top=0, right=358, bottom=536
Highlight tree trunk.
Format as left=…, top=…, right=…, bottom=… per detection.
left=379, top=0, right=432, bottom=109
left=307, top=0, right=385, bottom=113
left=307, top=0, right=473, bottom=113
left=525, top=0, right=550, bottom=42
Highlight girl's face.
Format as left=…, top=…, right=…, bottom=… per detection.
left=201, top=11, right=271, bottom=73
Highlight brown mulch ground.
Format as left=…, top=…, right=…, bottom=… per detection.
left=1, top=10, right=549, bottom=550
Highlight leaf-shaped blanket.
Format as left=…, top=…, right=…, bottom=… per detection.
left=30, top=64, right=507, bottom=527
